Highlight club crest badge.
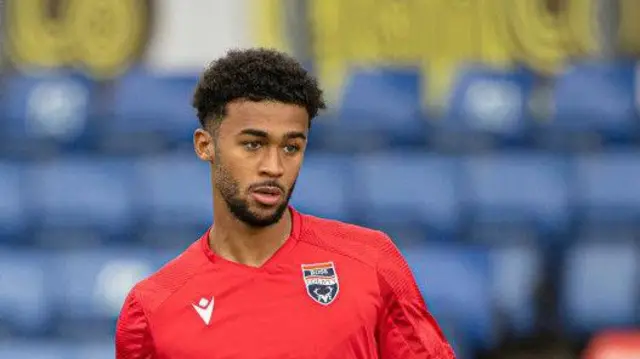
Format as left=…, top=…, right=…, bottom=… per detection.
left=301, top=262, right=339, bottom=306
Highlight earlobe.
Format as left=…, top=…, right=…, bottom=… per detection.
left=206, top=143, right=216, bottom=163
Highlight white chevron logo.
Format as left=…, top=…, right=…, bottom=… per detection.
left=192, top=297, right=215, bottom=325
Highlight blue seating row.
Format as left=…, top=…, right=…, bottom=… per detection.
left=0, top=248, right=173, bottom=337
left=2, top=151, right=639, bottom=245
left=0, top=241, right=636, bottom=348
left=1, top=61, right=638, bottom=153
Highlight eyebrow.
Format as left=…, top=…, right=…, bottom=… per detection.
left=239, top=129, right=269, bottom=138
left=238, top=129, right=307, bottom=141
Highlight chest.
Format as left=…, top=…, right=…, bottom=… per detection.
left=151, top=264, right=381, bottom=359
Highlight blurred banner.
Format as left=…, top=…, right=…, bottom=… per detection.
left=3, top=0, right=151, bottom=78
left=308, top=0, right=599, bottom=106
left=4, top=0, right=639, bottom=100
left=1, top=0, right=259, bottom=77
left=258, top=0, right=640, bottom=109
left=619, top=0, right=640, bottom=57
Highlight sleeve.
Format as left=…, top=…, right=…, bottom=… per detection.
left=375, top=234, right=456, bottom=359
left=115, top=289, right=156, bottom=359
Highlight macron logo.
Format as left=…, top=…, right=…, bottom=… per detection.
left=192, top=297, right=215, bottom=325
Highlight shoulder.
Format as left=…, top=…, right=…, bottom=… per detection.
left=128, top=238, right=209, bottom=315
left=298, top=213, right=414, bottom=296
left=298, top=212, right=398, bottom=268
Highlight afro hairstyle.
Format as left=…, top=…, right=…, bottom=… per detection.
left=192, top=48, right=326, bottom=131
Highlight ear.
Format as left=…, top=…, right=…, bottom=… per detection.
left=193, top=128, right=215, bottom=162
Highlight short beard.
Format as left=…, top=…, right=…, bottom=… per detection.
left=213, top=151, right=294, bottom=228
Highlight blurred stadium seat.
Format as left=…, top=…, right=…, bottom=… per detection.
left=290, top=154, right=351, bottom=221
left=404, top=243, right=494, bottom=349
left=332, top=68, right=427, bottom=149
left=490, top=245, right=542, bottom=335
left=0, top=251, right=52, bottom=335
left=0, top=71, right=97, bottom=156
left=24, top=158, right=134, bottom=247
left=132, top=153, right=212, bottom=246
left=0, top=341, right=113, bottom=359
left=0, top=162, right=26, bottom=244
left=351, top=153, right=460, bottom=242
left=50, top=249, right=168, bottom=338
left=104, top=68, right=199, bottom=151
left=560, top=241, right=639, bottom=333
left=73, top=342, right=114, bottom=359
left=437, top=65, right=534, bottom=149
left=461, top=153, right=570, bottom=242
left=541, top=60, right=639, bottom=147
left=572, top=151, right=640, bottom=232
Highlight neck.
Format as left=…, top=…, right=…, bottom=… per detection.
left=209, top=199, right=292, bottom=268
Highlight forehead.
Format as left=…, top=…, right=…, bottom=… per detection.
left=220, top=100, right=309, bottom=135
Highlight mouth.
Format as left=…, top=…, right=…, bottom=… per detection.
left=250, top=186, right=283, bottom=207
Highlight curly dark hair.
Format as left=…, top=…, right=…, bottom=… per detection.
left=192, top=48, right=326, bottom=131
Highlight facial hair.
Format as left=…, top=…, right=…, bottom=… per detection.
left=213, top=153, right=295, bottom=228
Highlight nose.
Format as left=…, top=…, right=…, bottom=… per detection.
left=258, top=147, right=284, bottom=178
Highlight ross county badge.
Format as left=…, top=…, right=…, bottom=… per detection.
left=301, top=262, right=340, bottom=306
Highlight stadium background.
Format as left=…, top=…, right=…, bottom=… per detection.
left=0, top=0, right=639, bottom=358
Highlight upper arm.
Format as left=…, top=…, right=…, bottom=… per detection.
left=116, top=290, right=155, bottom=359
left=375, top=233, right=456, bottom=359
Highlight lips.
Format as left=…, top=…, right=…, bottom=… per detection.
left=250, top=186, right=283, bottom=206
left=252, top=186, right=282, bottom=195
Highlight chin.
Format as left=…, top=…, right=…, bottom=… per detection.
left=251, top=204, right=288, bottom=221
left=224, top=194, right=290, bottom=228
left=253, top=205, right=285, bottom=217
left=244, top=214, right=282, bottom=228
left=226, top=203, right=282, bottom=228
left=253, top=201, right=283, bottom=211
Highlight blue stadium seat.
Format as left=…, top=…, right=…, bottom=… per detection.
left=50, top=249, right=167, bottom=337
left=440, top=65, right=534, bottom=147
left=547, top=60, right=638, bottom=143
left=24, top=158, right=134, bottom=245
left=304, top=113, right=342, bottom=151
left=133, top=154, right=211, bottom=243
left=0, top=251, right=52, bottom=335
left=290, top=154, right=350, bottom=221
left=573, top=152, right=640, bottom=227
left=0, top=163, right=26, bottom=244
left=72, top=342, right=114, bottom=359
left=461, top=154, right=570, bottom=240
left=106, top=68, right=199, bottom=146
left=0, top=341, right=113, bottom=359
left=0, top=342, right=69, bottom=359
left=334, top=67, right=427, bottom=148
left=560, top=241, right=639, bottom=332
left=404, top=244, right=494, bottom=348
left=351, top=153, right=459, bottom=240
left=490, top=245, right=542, bottom=335
left=0, top=71, right=97, bottom=154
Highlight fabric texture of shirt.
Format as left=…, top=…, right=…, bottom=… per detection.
left=115, top=207, right=456, bottom=359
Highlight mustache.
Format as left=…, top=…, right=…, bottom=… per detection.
left=248, top=180, right=285, bottom=193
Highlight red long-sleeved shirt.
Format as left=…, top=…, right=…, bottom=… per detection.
left=115, top=207, right=455, bottom=359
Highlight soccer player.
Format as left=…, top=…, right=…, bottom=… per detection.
left=116, top=48, right=455, bottom=359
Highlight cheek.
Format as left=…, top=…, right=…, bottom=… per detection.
left=215, top=160, right=247, bottom=191
left=284, top=160, right=304, bottom=186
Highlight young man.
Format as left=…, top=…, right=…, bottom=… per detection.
left=116, top=48, right=455, bottom=359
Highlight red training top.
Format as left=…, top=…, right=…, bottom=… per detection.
left=116, top=207, right=456, bottom=359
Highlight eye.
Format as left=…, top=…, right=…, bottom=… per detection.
left=284, top=144, right=300, bottom=154
left=243, top=141, right=261, bottom=151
